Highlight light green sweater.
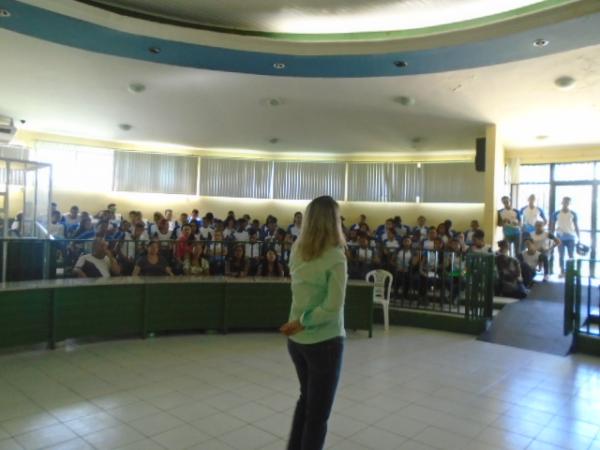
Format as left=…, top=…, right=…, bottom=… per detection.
left=288, top=245, right=348, bottom=344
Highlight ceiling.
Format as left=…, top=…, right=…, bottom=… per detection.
left=81, top=0, right=547, bottom=34
left=1, top=27, right=599, bottom=154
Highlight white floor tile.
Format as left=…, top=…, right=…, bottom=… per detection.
left=151, top=424, right=211, bottom=450
left=219, top=425, right=279, bottom=450
left=128, top=412, right=185, bottom=437
left=0, top=438, right=23, bottom=450
left=15, top=423, right=77, bottom=450
left=42, top=437, right=94, bottom=450
left=82, top=424, right=145, bottom=450
left=1, top=412, right=59, bottom=437
left=348, top=426, right=408, bottom=449
left=190, top=413, right=246, bottom=438
left=64, top=412, right=121, bottom=436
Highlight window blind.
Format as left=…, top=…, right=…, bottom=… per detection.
left=347, top=162, right=421, bottom=202
left=273, top=161, right=345, bottom=200
left=421, top=162, right=484, bottom=203
left=199, top=158, right=272, bottom=198
left=113, top=151, right=197, bottom=195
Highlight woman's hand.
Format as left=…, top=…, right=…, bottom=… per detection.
left=280, top=320, right=304, bottom=336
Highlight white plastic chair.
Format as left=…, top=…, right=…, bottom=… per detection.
left=366, top=269, right=393, bottom=331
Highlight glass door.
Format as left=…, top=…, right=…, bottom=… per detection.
left=553, top=184, right=595, bottom=276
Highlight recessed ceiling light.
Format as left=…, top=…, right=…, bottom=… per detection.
left=148, top=47, right=161, bottom=54
left=0, top=9, right=10, bottom=17
left=393, top=60, right=408, bottom=68
left=554, top=76, right=576, bottom=90
left=269, top=138, right=279, bottom=144
left=394, top=96, right=416, bottom=106
left=533, top=38, right=549, bottom=48
left=119, top=123, right=132, bottom=131
left=536, top=135, right=548, bottom=140
left=261, top=98, right=284, bottom=107
left=273, top=63, right=286, bottom=70
left=128, top=82, right=146, bottom=94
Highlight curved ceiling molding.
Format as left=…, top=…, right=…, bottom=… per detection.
left=1, top=0, right=600, bottom=77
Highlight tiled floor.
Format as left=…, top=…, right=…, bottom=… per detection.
left=1, top=326, right=600, bottom=450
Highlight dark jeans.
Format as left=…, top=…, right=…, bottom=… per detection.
left=287, top=337, right=344, bottom=450
left=504, top=233, right=521, bottom=257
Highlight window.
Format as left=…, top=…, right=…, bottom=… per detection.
left=347, top=163, right=421, bottom=202
left=421, top=163, right=484, bottom=203
left=554, top=162, right=595, bottom=182
left=113, top=152, right=198, bottom=195
left=273, top=161, right=345, bottom=200
left=519, top=164, right=550, bottom=184
left=199, top=158, right=272, bottom=198
left=33, top=141, right=113, bottom=191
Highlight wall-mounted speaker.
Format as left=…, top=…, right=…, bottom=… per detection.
left=475, top=137, right=486, bottom=172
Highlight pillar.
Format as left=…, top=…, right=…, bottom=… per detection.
left=482, top=124, right=507, bottom=246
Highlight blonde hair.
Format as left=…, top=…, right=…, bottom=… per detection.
left=294, top=196, right=346, bottom=261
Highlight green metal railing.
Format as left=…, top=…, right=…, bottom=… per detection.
left=565, top=259, right=600, bottom=337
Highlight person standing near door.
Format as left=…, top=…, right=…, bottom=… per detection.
left=519, top=194, right=547, bottom=238
left=550, top=196, right=580, bottom=278
left=280, top=195, right=347, bottom=450
left=498, top=196, right=521, bottom=256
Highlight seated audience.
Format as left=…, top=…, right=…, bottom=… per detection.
left=464, top=220, right=480, bottom=245
left=132, top=241, right=174, bottom=276
left=287, top=211, right=302, bottom=238
left=184, top=242, right=210, bottom=276
left=530, top=220, right=560, bottom=281
left=413, top=215, right=428, bottom=240
left=257, top=249, right=285, bottom=277
left=225, top=244, right=248, bottom=277
left=519, top=239, right=540, bottom=288
left=468, top=229, right=492, bottom=254
left=207, top=229, right=228, bottom=275
left=495, top=240, right=528, bottom=299
left=48, top=210, right=66, bottom=239
left=73, top=239, right=120, bottom=278
left=73, top=216, right=96, bottom=240
left=394, top=237, right=419, bottom=298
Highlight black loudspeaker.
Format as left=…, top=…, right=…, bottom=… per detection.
left=475, top=137, right=486, bottom=172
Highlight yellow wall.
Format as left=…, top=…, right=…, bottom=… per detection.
left=52, top=189, right=483, bottom=230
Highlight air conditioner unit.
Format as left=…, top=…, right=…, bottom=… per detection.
left=0, top=116, right=16, bottom=144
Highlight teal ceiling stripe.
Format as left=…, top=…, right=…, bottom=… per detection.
left=1, top=0, right=600, bottom=78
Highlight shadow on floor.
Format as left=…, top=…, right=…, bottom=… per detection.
left=478, top=281, right=573, bottom=356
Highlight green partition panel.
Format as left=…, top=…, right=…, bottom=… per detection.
left=145, top=283, right=225, bottom=333
left=224, top=283, right=292, bottom=331
left=0, top=289, right=52, bottom=348
left=54, top=285, right=144, bottom=341
left=345, top=285, right=374, bottom=337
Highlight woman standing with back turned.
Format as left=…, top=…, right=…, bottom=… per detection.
left=280, top=195, right=348, bottom=450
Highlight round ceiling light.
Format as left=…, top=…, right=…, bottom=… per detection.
left=269, top=138, right=279, bottom=144
left=536, top=135, right=548, bottom=140
left=119, top=123, right=132, bottom=131
left=273, top=63, right=286, bottom=70
left=554, top=75, right=576, bottom=89
left=394, top=96, right=416, bottom=106
left=533, top=38, right=549, bottom=48
left=128, top=82, right=146, bottom=94
left=0, top=9, right=10, bottom=17
left=394, top=60, right=408, bottom=68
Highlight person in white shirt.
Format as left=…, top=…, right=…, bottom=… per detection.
left=519, top=194, right=547, bottom=236
left=395, top=237, right=417, bottom=298
left=519, top=239, right=541, bottom=287
left=464, top=220, right=480, bottom=246
left=164, top=209, right=176, bottom=232
left=244, top=229, right=262, bottom=275
left=73, top=239, right=120, bottom=278
left=422, top=228, right=437, bottom=251
left=232, top=219, right=250, bottom=242
left=48, top=210, right=66, bottom=239
left=412, top=216, right=428, bottom=241
left=530, top=220, right=560, bottom=281
left=287, top=211, right=302, bottom=239
left=497, top=196, right=521, bottom=256
left=550, top=196, right=579, bottom=277
left=468, top=229, right=492, bottom=254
